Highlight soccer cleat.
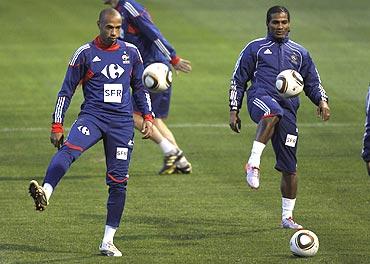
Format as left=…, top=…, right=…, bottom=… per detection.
left=245, top=163, right=260, bottom=189
left=99, top=241, right=122, bottom=257
left=175, top=162, right=192, bottom=174
left=158, top=150, right=183, bottom=175
left=281, top=217, right=303, bottom=230
left=29, top=180, right=48, bottom=211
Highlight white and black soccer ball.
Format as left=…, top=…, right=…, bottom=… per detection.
left=142, top=62, right=172, bottom=93
left=275, top=69, right=304, bottom=98
left=290, top=229, right=319, bottom=257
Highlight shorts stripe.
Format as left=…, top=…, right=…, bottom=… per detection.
left=253, top=98, right=271, bottom=115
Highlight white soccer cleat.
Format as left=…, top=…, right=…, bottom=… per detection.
left=245, top=163, right=260, bottom=189
left=281, top=217, right=303, bottom=230
left=99, top=241, right=122, bottom=257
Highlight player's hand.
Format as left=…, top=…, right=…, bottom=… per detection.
left=141, top=120, right=153, bottom=139
left=229, top=110, right=241, bottom=133
left=173, top=58, right=192, bottom=74
left=317, top=100, right=330, bottom=121
left=50, top=132, right=64, bottom=149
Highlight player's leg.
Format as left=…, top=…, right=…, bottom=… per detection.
left=245, top=96, right=283, bottom=189
left=154, top=117, right=192, bottom=174
left=366, top=161, right=370, bottom=176
left=151, top=90, right=192, bottom=174
left=29, top=114, right=102, bottom=211
left=362, top=117, right=370, bottom=176
left=153, top=117, right=177, bottom=146
left=134, top=113, right=191, bottom=174
left=134, top=88, right=191, bottom=174
left=133, top=112, right=177, bottom=151
left=271, top=112, right=302, bottom=229
left=99, top=120, right=134, bottom=257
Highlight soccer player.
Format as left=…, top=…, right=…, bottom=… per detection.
left=28, top=8, right=153, bottom=257
left=228, top=6, right=330, bottom=229
left=362, top=85, right=370, bottom=176
left=103, top=0, right=192, bottom=175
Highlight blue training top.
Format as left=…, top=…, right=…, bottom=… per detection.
left=52, top=36, right=152, bottom=124
left=229, top=32, right=328, bottom=115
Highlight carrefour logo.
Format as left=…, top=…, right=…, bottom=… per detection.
left=101, top=63, right=124, bottom=79
left=78, top=125, right=90, bottom=136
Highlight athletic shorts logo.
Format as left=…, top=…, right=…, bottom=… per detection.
left=104, top=84, right=123, bottom=103
left=285, top=134, right=297, bottom=147
left=77, top=125, right=90, bottom=136
left=116, top=147, right=128, bottom=160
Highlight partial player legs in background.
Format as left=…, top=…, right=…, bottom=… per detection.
left=154, top=118, right=192, bottom=174
left=133, top=114, right=192, bottom=174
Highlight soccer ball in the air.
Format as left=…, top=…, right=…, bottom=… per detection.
left=290, top=229, right=319, bottom=257
left=275, top=69, right=304, bottom=98
left=142, top=62, right=172, bottom=93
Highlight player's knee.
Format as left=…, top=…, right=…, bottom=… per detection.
left=57, top=145, right=82, bottom=162
left=106, top=173, right=129, bottom=190
left=108, top=182, right=127, bottom=194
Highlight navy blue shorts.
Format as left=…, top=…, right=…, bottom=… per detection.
left=133, top=87, right=172, bottom=118
left=248, top=96, right=298, bottom=173
left=65, top=114, right=134, bottom=185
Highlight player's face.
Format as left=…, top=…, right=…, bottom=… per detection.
left=267, top=12, right=290, bottom=40
left=98, top=14, right=122, bottom=46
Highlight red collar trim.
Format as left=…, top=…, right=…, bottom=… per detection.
left=93, top=36, right=120, bottom=51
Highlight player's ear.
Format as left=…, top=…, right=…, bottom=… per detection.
left=97, top=20, right=100, bottom=29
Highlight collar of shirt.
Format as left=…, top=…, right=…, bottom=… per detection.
left=266, top=32, right=290, bottom=43
left=93, top=36, right=120, bottom=51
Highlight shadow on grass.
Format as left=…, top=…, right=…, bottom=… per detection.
left=0, top=243, right=45, bottom=252
left=0, top=243, right=104, bottom=263
left=0, top=175, right=98, bottom=182
left=113, top=214, right=280, bottom=243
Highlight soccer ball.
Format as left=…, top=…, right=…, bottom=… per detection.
left=275, top=69, right=304, bottom=98
left=142, top=62, right=172, bottom=93
left=290, top=229, right=319, bottom=257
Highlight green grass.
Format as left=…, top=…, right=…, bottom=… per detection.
left=1, top=0, right=370, bottom=263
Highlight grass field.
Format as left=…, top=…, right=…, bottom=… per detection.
left=1, top=0, right=370, bottom=263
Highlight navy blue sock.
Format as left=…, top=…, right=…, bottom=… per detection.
left=106, top=184, right=127, bottom=228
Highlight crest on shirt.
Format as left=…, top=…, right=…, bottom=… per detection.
left=122, top=52, right=130, bottom=64
left=290, top=53, right=299, bottom=65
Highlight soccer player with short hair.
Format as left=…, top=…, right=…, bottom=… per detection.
left=103, top=0, right=192, bottom=175
left=229, top=6, right=331, bottom=229
left=362, top=85, right=370, bottom=176
left=29, top=8, right=153, bottom=256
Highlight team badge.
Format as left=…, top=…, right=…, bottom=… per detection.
left=290, top=53, right=299, bottom=65
left=122, top=52, right=130, bottom=64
